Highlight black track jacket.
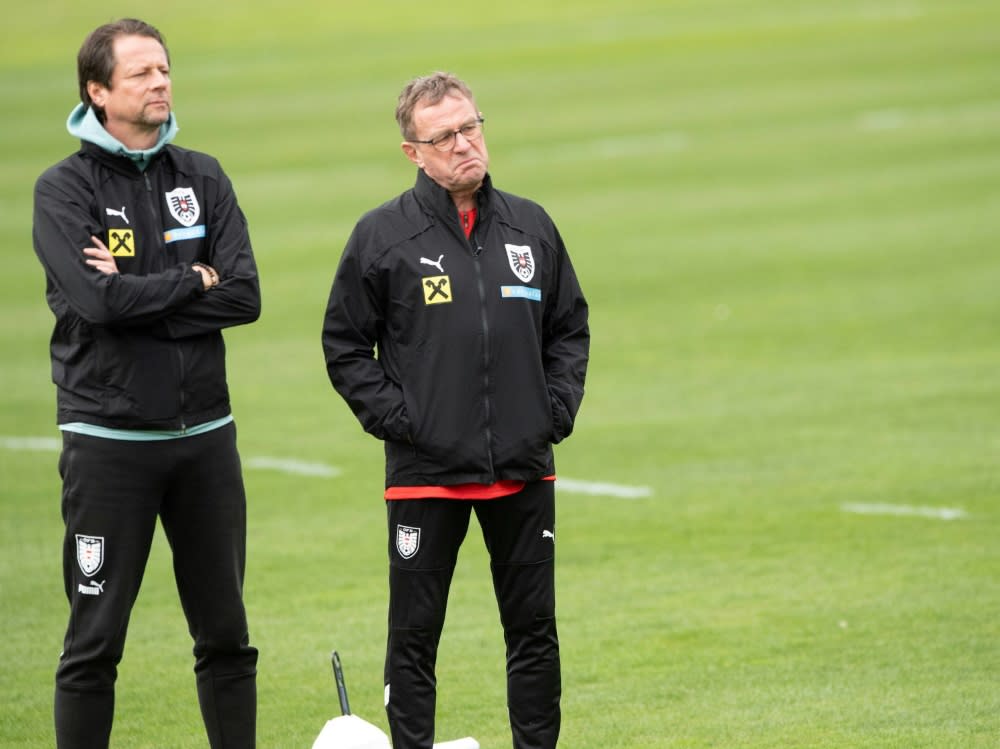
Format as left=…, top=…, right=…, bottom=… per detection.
left=32, top=141, right=260, bottom=430
left=323, top=170, right=589, bottom=487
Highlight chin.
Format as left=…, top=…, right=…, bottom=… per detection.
left=458, top=165, right=487, bottom=183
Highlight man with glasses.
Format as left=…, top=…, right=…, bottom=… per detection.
left=322, top=72, right=589, bottom=749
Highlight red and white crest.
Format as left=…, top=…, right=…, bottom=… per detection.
left=505, top=243, right=535, bottom=283
left=76, top=534, right=104, bottom=577
left=396, top=525, right=421, bottom=559
left=165, top=187, right=200, bottom=227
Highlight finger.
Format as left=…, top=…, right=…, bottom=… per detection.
left=83, top=246, right=113, bottom=260
left=90, top=235, right=109, bottom=251
left=85, top=259, right=116, bottom=274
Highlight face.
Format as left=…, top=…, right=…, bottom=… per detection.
left=402, top=93, right=489, bottom=196
left=88, top=34, right=171, bottom=148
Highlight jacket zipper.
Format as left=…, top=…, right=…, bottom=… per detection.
left=470, top=228, right=495, bottom=481
left=145, top=170, right=187, bottom=432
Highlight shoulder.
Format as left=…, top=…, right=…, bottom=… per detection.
left=360, top=186, right=427, bottom=223
left=352, top=188, right=430, bottom=254
left=491, top=185, right=557, bottom=236
left=35, top=150, right=91, bottom=197
left=162, top=144, right=226, bottom=179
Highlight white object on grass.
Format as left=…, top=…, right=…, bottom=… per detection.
left=314, top=652, right=478, bottom=749
left=310, top=716, right=478, bottom=749
left=311, top=714, right=391, bottom=749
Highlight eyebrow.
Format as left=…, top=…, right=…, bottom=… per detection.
left=120, top=58, right=169, bottom=74
left=427, top=117, right=479, bottom=139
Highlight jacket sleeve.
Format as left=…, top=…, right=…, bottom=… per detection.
left=321, top=224, right=410, bottom=442
left=154, top=167, right=261, bottom=339
left=32, top=168, right=203, bottom=326
left=543, top=223, right=590, bottom=444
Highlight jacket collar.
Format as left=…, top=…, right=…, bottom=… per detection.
left=80, top=139, right=170, bottom=177
left=413, top=168, right=494, bottom=222
left=67, top=103, right=178, bottom=173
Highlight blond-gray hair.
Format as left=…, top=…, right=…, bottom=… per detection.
left=395, top=72, right=476, bottom=141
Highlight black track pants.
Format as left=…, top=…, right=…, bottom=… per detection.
left=54, top=423, right=258, bottom=748
left=384, top=480, right=560, bottom=749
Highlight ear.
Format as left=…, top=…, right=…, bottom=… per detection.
left=401, top=141, right=422, bottom=168
left=87, top=80, right=109, bottom=109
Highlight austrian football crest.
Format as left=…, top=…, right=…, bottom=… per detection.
left=76, top=534, right=104, bottom=577
left=396, top=524, right=421, bottom=559
left=165, top=187, right=200, bottom=227
left=505, top=243, right=535, bottom=283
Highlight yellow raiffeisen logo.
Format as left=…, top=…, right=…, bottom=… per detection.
left=108, top=228, right=135, bottom=257
left=422, top=275, right=452, bottom=305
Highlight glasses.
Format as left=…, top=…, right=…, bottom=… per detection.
left=410, top=117, right=485, bottom=151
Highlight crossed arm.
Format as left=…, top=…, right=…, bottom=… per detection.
left=83, top=234, right=217, bottom=290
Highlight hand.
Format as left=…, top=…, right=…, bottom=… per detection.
left=82, top=235, right=119, bottom=275
left=192, top=262, right=220, bottom=290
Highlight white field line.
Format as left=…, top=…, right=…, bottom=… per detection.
left=0, top=436, right=60, bottom=451
left=243, top=457, right=341, bottom=478
left=557, top=477, right=652, bottom=499
left=841, top=503, right=967, bottom=521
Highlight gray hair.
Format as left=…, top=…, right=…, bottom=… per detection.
left=395, top=72, right=476, bottom=141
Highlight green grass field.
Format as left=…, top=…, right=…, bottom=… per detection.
left=2, top=1, right=998, bottom=746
